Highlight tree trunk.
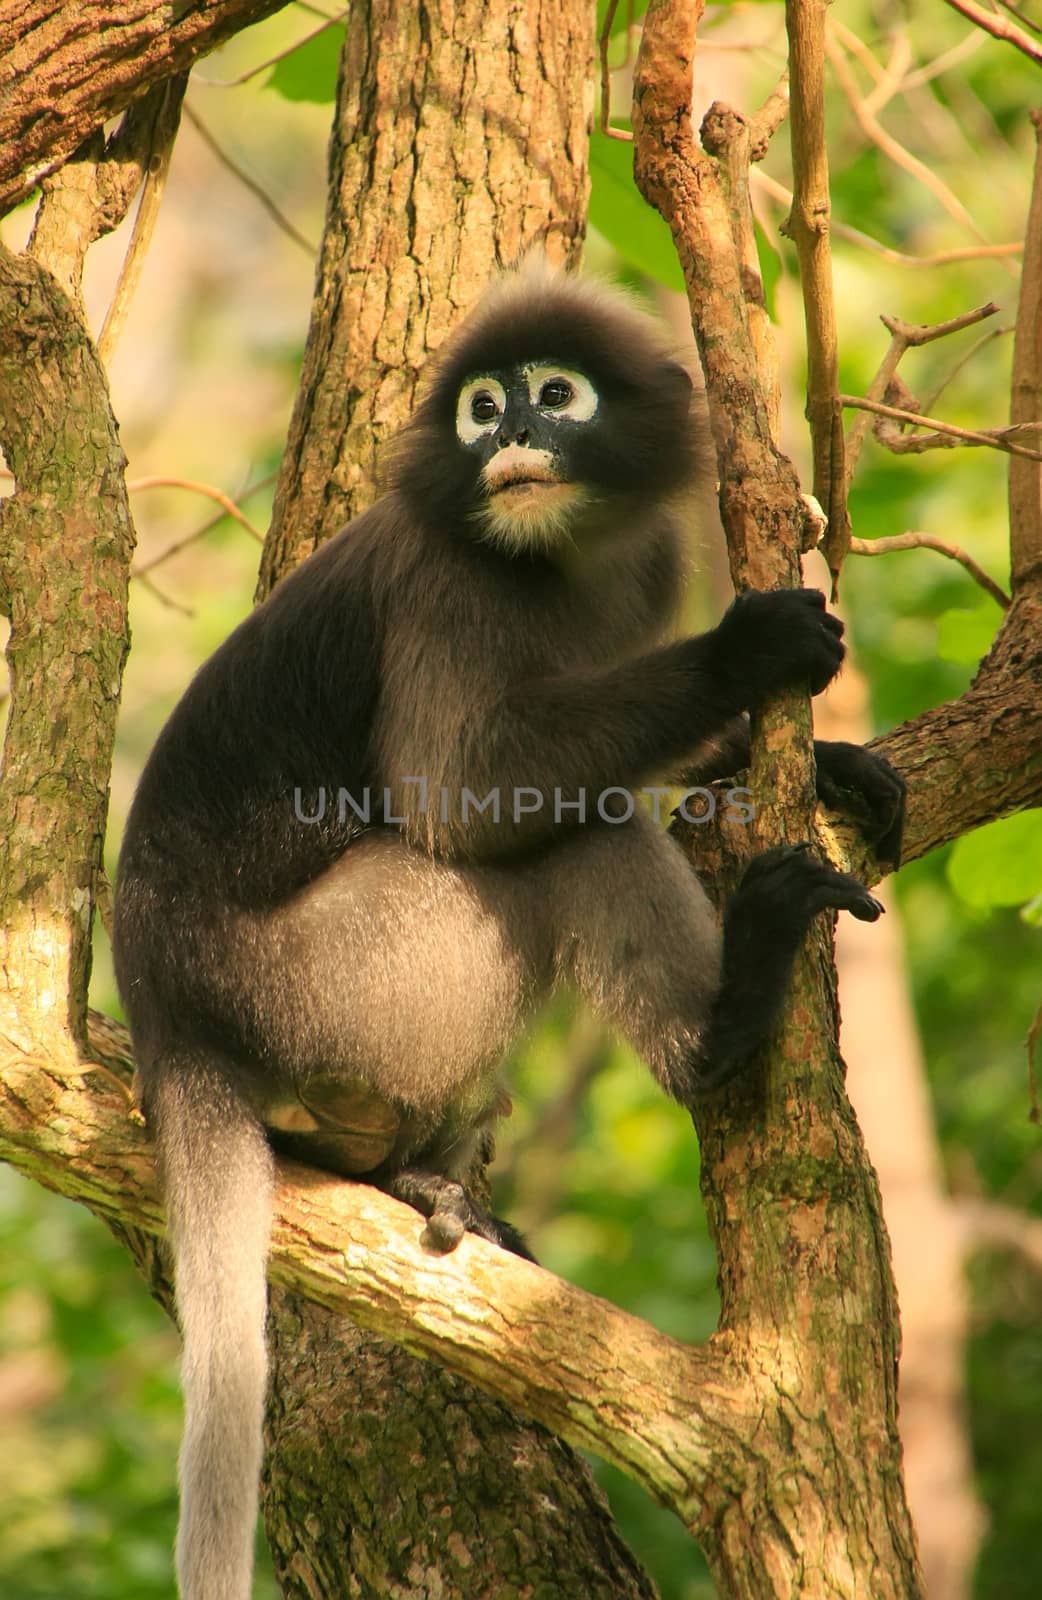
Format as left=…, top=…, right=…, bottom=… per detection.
left=0, top=247, right=134, bottom=1049
left=263, top=1298, right=657, bottom=1600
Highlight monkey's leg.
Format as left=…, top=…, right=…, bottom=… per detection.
left=540, top=817, right=881, bottom=1105
left=236, top=831, right=548, bottom=1252
left=538, top=811, right=725, bottom=1101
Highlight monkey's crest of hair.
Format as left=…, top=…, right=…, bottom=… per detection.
left=385, top=263, right=702, bottom=542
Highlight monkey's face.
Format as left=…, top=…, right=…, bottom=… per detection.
left=391, top=270, right=700, bottom=555
left=454, top=364, right=598, bottom=551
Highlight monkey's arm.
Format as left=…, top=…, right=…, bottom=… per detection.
left=680, top=719, right=906, bottom=868
left=391, top=589, right=846, bottom=858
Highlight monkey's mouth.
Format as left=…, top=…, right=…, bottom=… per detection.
left=489, top=473, right=561, bottom=495
left=483, top=447, right=561, bottom=495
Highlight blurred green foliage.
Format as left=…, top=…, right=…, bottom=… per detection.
left=3, top=3, right=1042, bottom=1598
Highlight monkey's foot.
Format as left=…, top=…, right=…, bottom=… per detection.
left=813, top=740, right=906, bottom=869
left=736, top=840, right=884, bottom=924
left=380, top=1168, right=535, bottom=1261
left=688, top=843, right=883, bottom=1096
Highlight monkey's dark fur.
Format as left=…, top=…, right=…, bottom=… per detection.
left=113, top=267, right=903, bottom=1600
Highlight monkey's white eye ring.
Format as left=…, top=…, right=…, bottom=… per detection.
left=456, top=376, right=506, bottom=443
left=524, top=364, right=598, bottom=422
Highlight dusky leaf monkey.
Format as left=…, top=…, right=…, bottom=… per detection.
left=113, top=265, right=903, bottom=1600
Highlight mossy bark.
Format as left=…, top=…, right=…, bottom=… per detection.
left=0, top=247, right=133, bottom=1049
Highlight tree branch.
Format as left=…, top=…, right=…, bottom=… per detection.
left=871, top=595, right=1042, bottom=867
left=784, top=0, right=849, bottom=585
left=0, top=1036, right=751, bottom=1534
left=849, top=532, right=1011, bottom=610
left=97, top=76, right=188, bottom=362
left=0, top=0, right=293, bottom=216
left=941, top=0, right=1042, bottom=67
left=1008, top=112, right=1042, bottom=593
left=841, top=393, right=1042, bottom=462
left=0, top=245, right=134, bottom=1047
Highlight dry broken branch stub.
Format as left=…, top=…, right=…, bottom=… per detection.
left=844, top=302, right=1001, bottom=486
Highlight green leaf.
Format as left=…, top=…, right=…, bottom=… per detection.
left=936, top=605, right=1002, bottom=665
left=947, top=811, right=1042, bottom=910
left=589, top=128, right=685, bottom=291
left=264, top=22, right=345, bottom=104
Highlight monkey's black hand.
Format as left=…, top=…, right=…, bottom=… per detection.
left=380, top=1168, right=536, bottom=1261
left=711, top=588, right=845, bottom=709
left=814, top=740, right=906, bottom=869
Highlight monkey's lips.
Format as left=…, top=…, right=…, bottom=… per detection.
left=483, top=448, right=561, bottom=495
left=489, top=474, right=562, bottom=498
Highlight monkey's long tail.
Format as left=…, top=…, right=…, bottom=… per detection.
left=149, top=1055, right=274, bottom=1600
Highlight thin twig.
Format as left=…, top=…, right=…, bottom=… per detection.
left=131, top=470, right=276, bottom=578
left=98, top=77, right=187, bottom=363
left=828, top=19, right=912, bottom=119
left=134, top=571, right=195, bottom=617
left=128, top=475, right=264, bottom=540
left=849, top=531, right=1011, bottom=609
left=840, top=393, right=1042, bottom=462
left=598, top=0, right=634, bottom=142
left=844, top=302, right=1001, bottom=483
left=784, top=0, right=849, bottom=584
left=996, top=0, right=1042, bottom=35
left=879, top=304, right=1003, bottom=349
left=182, top=103, right=317, bottom=255
left=748, top=72, right=790, bottom=159
left=752, top=170, right=1022, bottom=266
left=900, top=28, right=987, bottom=88
left=942, top=0, right=1042, bottom=65
left=919, top=324, right=1014, bottom=418
left=193, top=9, right=348, bottom=88
left=826, top=32, right=1000, bottom=251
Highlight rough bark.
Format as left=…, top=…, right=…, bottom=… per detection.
left=0, top=1022, right=749, bottom=1534
left=258, top=0, right=592, bottom=594
left=0, top=245, right=134, bottom=1051
left=634, top=4, right=923, bottom=1593
left=872, top=593, right=1042, bottom=866
left=263, top=1300, right=659, bottom=1600
left=0, top=0, right=291, bottom=216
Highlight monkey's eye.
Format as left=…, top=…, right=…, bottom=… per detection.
left=538, top=379, right=574, bottom=409
left=524, top=364, right=598, bottom=422
left=470, top=391, right=500, bottom=423
left=456, top=376, right=507, bottom=444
